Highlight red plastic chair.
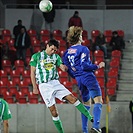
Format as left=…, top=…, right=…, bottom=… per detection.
left=91, top=30, right=100, bottom=43
left=53, top=30, right=62, bottom=40
left=5, top=97, right=15, bottom=104
left=95, top=68, right=104, bottom=78
left=96, top=77, right=105, bottom=89
left=10, top=70, right=21, bottom=84
left=107, top=68, right=118, bottom=80
left=31, top=39, right=40, bottom=47
left=82, top=30, right=88, bottom=40
left=2, top=60, right=11, bottom=74
left=17, top=97, right=27, bottom=104
left=27, top=29, right=37, bottom=37
left=109, top=58, right=120, bottom=70
left=62, top=81, right=73, bottom=89
left=117, top=30, right=124, bottom=38
left=94, top=50, right=104, bottom=61
left=104, top=30, right=112, bottom=43
left=111, top=50, right=122, bottom=59
left=8, top=39, right=16, bottom=51
left=2, top=29, right=11, bottom=42
left=14, top=60, right=24, bottom=72
left=40, top=29, right=50, bottom=36
left=29, top=97, right=39, bottom=104
left=58, top=39, right=67, bottom=48
left=82, top=39, right=91, bottom=48
left=0, top=70, right=8, bottom=81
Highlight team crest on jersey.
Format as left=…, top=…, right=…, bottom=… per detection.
left=68, top=48, right=77, bottom=54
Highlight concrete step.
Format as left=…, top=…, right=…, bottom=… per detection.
left=116, top=92, right=133, bottom=101
left=118, top=80, right=133, bottom=89
left=119, top=72, right=133, bottom=80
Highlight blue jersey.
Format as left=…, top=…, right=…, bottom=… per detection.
left=63, top=44, right=101, bottom=100
left=63, top=44, right=99, bottom=77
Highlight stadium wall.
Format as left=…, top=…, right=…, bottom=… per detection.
left=9, top=102, right=132, bottom=133
left=5, top=9, right=133, bottom=40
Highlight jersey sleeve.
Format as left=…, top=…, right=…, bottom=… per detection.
left=56, top=54, right=63, bottom=67
left=29, top=53, right=38, bottom=67
left=2, top=100, right=12, bottom=120
left=81, top=47, right=99, bottom=71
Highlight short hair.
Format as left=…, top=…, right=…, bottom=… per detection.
left=112, top=31, right=118, bottom=35
left=67, top=26, right=82, bottom=45
left=74, top=11, right=79, bottom=14
left=18, top=19, right=22, bottom=23
left=48, top=39, right=59, bottom=49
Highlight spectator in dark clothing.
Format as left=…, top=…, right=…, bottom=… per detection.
left=129, top=98, right=133, bottom=131
left=13, top=19, right=26, bottom=41
left=42, top=7, right=55, bottom=33
left=14, top=26, right=31, bottom=68
left=94, top=32, right=108, bottom=58
left=110, top=31, right=125, bottom=51
left=68, top=11, right=83, bottom=28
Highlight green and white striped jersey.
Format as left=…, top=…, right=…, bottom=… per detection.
left=0, top=98, right=12, bottom=122
left=30, top=50, right=62, bottom=84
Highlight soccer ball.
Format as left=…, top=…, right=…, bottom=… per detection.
left=39, top=0, right=53, bottom=12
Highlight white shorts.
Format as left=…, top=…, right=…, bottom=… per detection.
left=39, top=80, right=71, bottom=107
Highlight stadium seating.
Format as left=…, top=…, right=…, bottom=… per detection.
left=94, top=50, right=104, bottom=61
left=82, top=30, right=88, bottom=40
left=82, top=39, right=91, bottom=49
left=91, top=30, right=100, bottom=43
left=117, top=30, right=124, bottom=38
left=104, top=30, right=112, bottom=43
left=27, top=29, right=37, bottom=40
left=2, top=29, right=12, bottom=43
left=52, top=29, right=63, bottom=40
left=40, top=29, right=50, bottom=42
left=2, top=59, right=12, bottom=74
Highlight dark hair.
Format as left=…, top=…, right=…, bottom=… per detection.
left=48, top=39, right=59, bottom=49
left=74, top=11, right=79, bottom=14
left=18, top=19, right=22, bottom=23
left=112, top=31, right=118, bottom=35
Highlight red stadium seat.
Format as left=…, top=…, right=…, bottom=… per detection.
left=109, top=58, right=120, bottom=70
left=29, top=97, right=39, bottom=104
left=5, top=97, right=15, bottom=104
left=2, top=29, right=12, bottom=43
left=27, top=29, right=37, bottom=40
left=0, top=70, right=8, bottom=81
left=91, top=30, right=100, bottom=43
left=82, top=30, right=88, bottom=40
left=95, top=68, right=104, bottom=78
left=2, top=60, right=11, bottom=74
left=117, top=30, right=124, bottom=38
left=104, top=30, right=112, bottom=43
left=82, top=39, right=91, bottom=48
left=94, top=50, right=104, bottom=61
left=31, top=39, right=40, bottom=47
left=107, top=68, right=118, bottom=79
left=8, top=39, right=16, bottom=51
left=17, top=97, right=27, bottom=104
left=10, top=70, right=21, bottom=84
left=96, top=77, right=105, bottom=89
left=111, top=50, right=122, bottom=59
left=14, top=60, right=24, bottom=72
left=53, top=30, right=62, bottom=40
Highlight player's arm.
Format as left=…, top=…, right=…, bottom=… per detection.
left=81, top=47, right=104, bottom=71
left=3, top=120, right=9, bottom=133
left=30, top=55, right=39, bottom=94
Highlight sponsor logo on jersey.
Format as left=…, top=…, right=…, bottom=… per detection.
left=68, top=48, right=77, bottom=54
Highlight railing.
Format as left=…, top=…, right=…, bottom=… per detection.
left=4, top=3, right=133, bottom=10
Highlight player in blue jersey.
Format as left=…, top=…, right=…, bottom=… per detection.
left=63, top=26, right=105, bottom=133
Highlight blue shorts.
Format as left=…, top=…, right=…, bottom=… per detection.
left=76, top=75, right=102, bottom=102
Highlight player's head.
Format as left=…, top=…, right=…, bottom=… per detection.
left=67, top=26, right=83, bottom=45
left=46, top=39, right=59, bottom=55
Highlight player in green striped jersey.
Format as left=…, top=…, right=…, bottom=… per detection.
left=0, top=98, right=12, bottom=133
left=30, top=39, right=93, bottom=133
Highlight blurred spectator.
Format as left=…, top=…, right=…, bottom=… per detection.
left=14, top=26, right=31, bottom=68
left=129, top=98, right=133, bottom=131
left=68, top=11, right=83, bottom=28
left=93, top=32, right=108, bottom=58
left=42, top=7, right=55, bottom=33
left=110, top=31, right=125, bottom=51
left=13, top=19, right=26, bottom=41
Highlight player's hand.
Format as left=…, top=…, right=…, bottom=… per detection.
left=33, top=86, right=39, bottom=94
left=60, top=64, right=68, bottom=72
left=99, top=62, right=105, bottom=68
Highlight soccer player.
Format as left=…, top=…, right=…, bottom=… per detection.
left=30, top=39, right=93, bottom=133
left=63, top=26, right=105, bottom=133
left=0, top=98, right=12, bottom=133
